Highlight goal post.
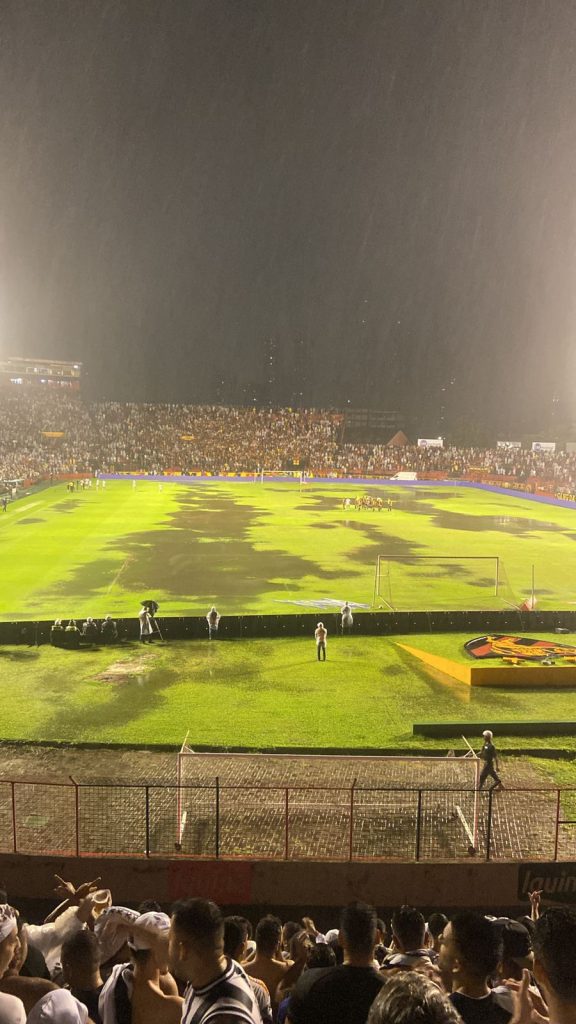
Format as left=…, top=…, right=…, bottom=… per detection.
left=254, top=468, right=306, bottom=484
left=175, top=732, right=191, bottom=850
left=373, top=554, right=504, bottom=611
left=175, top=748, right=482, bottom=857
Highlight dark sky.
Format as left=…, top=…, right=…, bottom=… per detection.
left=1, top=1, right=576, bottom=435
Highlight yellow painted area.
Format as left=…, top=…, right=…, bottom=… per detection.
left=396, top=644, right=472, bottom=684
left=470, top=665, right=576, bottom=688
left=397, top=643, right=576, bottom=689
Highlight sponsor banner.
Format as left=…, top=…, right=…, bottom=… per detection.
left=40, top=430, right=64, bottom=438
left=532, top=441, right=556, bottom=453
left=180, top=434, right=195, bottom=441
left=518, top=864, right=576, bottom=904
left=497, top=441, right=521, bottom=449
left=417, top=438, right=444, bottom=448
left=168, top=860, right=253, bottom=903
left=465, top=634, right=576, bottom=660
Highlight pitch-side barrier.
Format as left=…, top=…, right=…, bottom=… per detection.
left=1, top=609, right=576, bottom=645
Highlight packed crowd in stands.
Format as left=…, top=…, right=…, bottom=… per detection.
left=0, top=392, right=341, bottom=481
left=333, top=444, right=576, bottom=487
left=1, top=388, right=576, bottom=491
left=0, top=876, right=568, bottom=1024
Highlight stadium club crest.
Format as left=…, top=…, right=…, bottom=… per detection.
left=465, top=635, right=576, bottom=660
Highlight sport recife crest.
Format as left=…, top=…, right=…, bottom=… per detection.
left=464, top=635, right=576, bottom=660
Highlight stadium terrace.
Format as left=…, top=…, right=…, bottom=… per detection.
left=1, top=389, right=576, bottom=493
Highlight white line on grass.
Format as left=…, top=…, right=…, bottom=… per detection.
left=106, top=557, right=132, bottom=594
left=14, top=502, right=39, bottom=514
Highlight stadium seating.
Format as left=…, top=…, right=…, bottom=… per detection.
left=2, top=388, right=576, bottom=491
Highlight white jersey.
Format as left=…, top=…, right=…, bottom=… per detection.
left=98, top=963, right=133, bottom=1024
left=182, top=958, right=261, bottom=1024
left=24, top=906, right=83, bottom=976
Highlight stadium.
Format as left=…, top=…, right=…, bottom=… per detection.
left=3, top=5, right=576, bottom=1021
left=3, top=387, right=576, bottom=1017
left=2, top=365, right=576, bottom=872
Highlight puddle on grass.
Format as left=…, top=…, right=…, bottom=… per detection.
left=52, top=501, right=84, bottom=513
left=98, top=653, right=158, bottom=683
left=430, top=510, right=574, bottom=535
left=43, top=489, right=338, bottom=604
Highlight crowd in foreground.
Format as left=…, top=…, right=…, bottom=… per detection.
left=0, top=875, right=568, bottom=1024
left=1, top=389, right=576, bottom=491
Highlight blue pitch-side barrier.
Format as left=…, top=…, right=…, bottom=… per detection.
left=98, top=473, right=576, bottom=509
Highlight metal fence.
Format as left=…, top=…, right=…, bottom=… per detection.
left=0, top=778, right=574, bottom=861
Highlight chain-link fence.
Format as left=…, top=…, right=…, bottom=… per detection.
left=1, top=777, right=573, bottom=861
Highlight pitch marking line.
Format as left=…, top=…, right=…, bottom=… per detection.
left=14, top=502, right=39, bottom=514
left=107, top=556, right=133, bottom=594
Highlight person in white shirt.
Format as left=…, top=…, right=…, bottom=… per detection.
left=0, top=906, right=26, bottom=1023
left=315, top=623, right=327, bottom=661
left=341, top=603, right=353, bottom=634
left=139, top=605, right=154, bottom=643
left=206, top=607, right=221, bottom=640
left=169, top=898, right=261, bottom=1024
left=99, top=912, right=181, bottom=1024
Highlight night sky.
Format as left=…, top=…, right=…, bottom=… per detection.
left=1, top=1, right=576, bottom=436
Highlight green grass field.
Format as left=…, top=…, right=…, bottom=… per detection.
left=3, top=481, right=576, bottom=784
left=1, top=634, right=576, bottom=757
left=1, top=480, right=575, bottom=619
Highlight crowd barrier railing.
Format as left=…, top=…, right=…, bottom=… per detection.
left=0, top=778, right=574, bottom=863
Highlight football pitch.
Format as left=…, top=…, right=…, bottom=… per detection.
left=1, top=634, right=576, bottom=758
left=1, top=479, right=575, bottom=620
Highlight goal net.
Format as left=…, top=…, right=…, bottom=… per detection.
left=175, top=746, right=481, bottom=859
left=373, top=555, right=516, bottom=611
left=253, top=469, right=306, bottom=483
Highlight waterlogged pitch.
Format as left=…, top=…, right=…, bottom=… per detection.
left=0, top=634, right=575, bottom=751
left=1, top=479, right=575, bottom=620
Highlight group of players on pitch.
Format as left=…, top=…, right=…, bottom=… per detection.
left=343, top=495, right=394, bottom=511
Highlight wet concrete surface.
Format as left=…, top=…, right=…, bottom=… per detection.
left=0, top=743, right=176, bottom=785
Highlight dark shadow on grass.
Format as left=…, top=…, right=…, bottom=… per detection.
left=41, top=660, right=179, bottom=739
left=344, top=520, right=422, bottom=562
left=380, top=664, right=404, bottom=677
left=42, top=489, right=338, bottom=604
left=52, top=500, right=83, bottom=513
left=0, top=649, right=40, bottom=661
left=395, top=493, right=572, bottom=536
left=431, top=510, right=572, bottom=534
left=38, top=642, right=300, bottom=739
left=294, top=494, right=346, bottom=512
left=43, top=558, right=123, bottom=602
